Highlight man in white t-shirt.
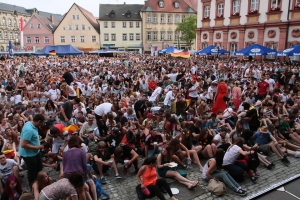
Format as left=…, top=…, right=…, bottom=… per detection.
left=47, top=83, right=61, bottom=102
left=164, top=88, right=176, bottom=111
left=265, top=74, right=276, bottom=94
left=149, top=82, right=163, bottom=105
left=213, top=127, right=231, bottom=151
left=188, top=81, right=199, bottom=101
left=0, top=153, right=19, bottom=193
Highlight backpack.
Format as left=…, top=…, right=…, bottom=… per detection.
left=247, top=150, right=260, bottom=170
left=207, top=178, right=226, bottom=196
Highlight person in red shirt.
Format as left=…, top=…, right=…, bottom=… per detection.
left=257, top=76, right=269, bottom=98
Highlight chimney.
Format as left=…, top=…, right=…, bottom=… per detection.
left=50, top=15, right=54, bottom=24
left=124, top=2, right=126, bottom=5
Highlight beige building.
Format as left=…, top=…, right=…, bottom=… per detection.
left=99, top=4, right=143, bottom=54
left=54, top=3, right=100, bottom=52
left=141, top=0, right=197, bottom=54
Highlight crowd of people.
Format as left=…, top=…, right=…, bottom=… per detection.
left=0, top=54, right=299, bottom=200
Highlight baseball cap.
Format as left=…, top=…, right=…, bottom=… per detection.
left=88, top=116, right=94, bottom=120
left=87, top=128, right=94, bottom=133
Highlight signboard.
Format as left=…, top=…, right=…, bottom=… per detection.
left=13, top=46, right=37, bottom=54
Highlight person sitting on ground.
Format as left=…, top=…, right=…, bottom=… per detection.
left=0, top=152, right=20, bottom=193
left=93, top=141, right=121, bottom=184
left=1, top=174, right=22, bottom=200
left=202, top=149, right=247, bottom=196
left=136, top=156, right=178, bottom=200
left=114, top=145, right=139, bottom=175
left=32, top=171, right=53, bottom=200
left=156, top=146, right=199, bottom=189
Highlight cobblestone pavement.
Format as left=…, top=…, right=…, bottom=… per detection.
left=20, top=153, right=300, bottom=200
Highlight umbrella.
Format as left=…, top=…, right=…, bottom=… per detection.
left=234, top=44, right=277, bottom=56
left=277, top=44, right=300, bottom=56
left=194, top=45, right=229, bottom=55
left=158, top=46, right=178, bottom=54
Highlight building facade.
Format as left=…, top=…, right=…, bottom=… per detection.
left=54, top=3, right=100, bottom=52
left=141, top=0, right=198, bottom=54
left=197, top=0, right=300, bottom=57
left=99, top=4, right=143, bottom=54
left=23, top=9, right=62, bottom=49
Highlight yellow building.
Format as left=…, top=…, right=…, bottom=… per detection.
left=99, top=4, right=143, bottom=54
left=141, top=0, right=197, bottom=54
left=54, top=3, right=100, bottom=52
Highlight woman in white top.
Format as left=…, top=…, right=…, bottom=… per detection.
left=202, top=149, right=246, bottom=196
left=222, top=137, right=257, bottom=183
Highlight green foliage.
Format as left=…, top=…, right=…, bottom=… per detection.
left=175, top=15, right=197, bottom=47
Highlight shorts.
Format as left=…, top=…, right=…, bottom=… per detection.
left=282, top=132, right=290, bottom=139
left=198, top=150, right=205, bottom=159
left=52, top=143, right=64, bottom=154
left=259, top=144, right=271, bottom=155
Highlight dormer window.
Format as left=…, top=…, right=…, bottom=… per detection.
left=159, top=1, right=164, bottom=8
left=126, top=11, right=131, bottom=18
left=174, top=2, right=179, bottom=8
left=109, top=10, right=115, bottom=18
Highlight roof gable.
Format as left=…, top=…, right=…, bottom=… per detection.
left=99, top=4, right=143, bottom=21
left=141, top=0, right=197, bottom=13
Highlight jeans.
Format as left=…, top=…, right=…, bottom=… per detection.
left=23, top=152, right=43, bottom=187
left=223, top=161, right=250, bottom=182
left=205, top=170, right=240, bottom=191
left=225, top=118, right=235, bottom=127
left=147, top=147, right=162, bottom=158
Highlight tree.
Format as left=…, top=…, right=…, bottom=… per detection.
left=175, top=15, right=197, bottom=48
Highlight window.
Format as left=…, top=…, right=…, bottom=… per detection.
left=111, top=34, right=116, bottom=41
left=123, top=22, right=126, bottom=28
left=271, top=0, right=280, bottom=8
left=168, top=15, right=172, bottom=24
left=104, top=22, right=108, bottom=28
left=204, top=6, right=210, bottom=17
left=37, top=24, right=41, bottom=29
left=63, top=27, right=65, bottom=30
left=136, top=33, right=140, bottom=40
left=147, top=14, right=152, bottom=23
left=0, top=32, right=2, bottom=39
left=175, top=2, right=179, bottom=8
left=72, top=15, right=76, bottom=20
left=80, top=36, right=85, bottom=42
left=60, top=36, right=65, bottom=43
left=122, top=33, right=127, bottom=40
left=175, top=15, right=180, bottom=23
left=4, top=32, right=7, bottom=39
left=92, top=35, right=96, bottom=42
left=160, top=14, right=165, bottom=23
left=71, top=36, right=75, bottom=43
left=104, top=34, right=109, bottom=41
left=175, top=32, right=179, bottom=40
left=111, top=22, right=115, bottom=28
left=129, top=22, right=133, bottom=28
left=217, top=3, right=224, bottom=15
left=167, top=31, right=172, bottom=40
left=129, top=33, right=134, bottom=41
left=14, top=33, right=18, bottom=39
left=250, top=0, right=259, bottom=10
left=30, top=24, right=34, bottom=28
left=159, top=1, right=164, bottom=8
left=24, top=20, right=27, bottom=25
left=160, top=31, right=165, bottom=40
left=69, top=25, right=72, bottom=30
left=2, top=18, right=6, bottom=26
left=8, top=18, right=11, bottom=26
left=181, top=15, right=186, bottom=22
left=9, top=32, right=13, bottom=39
left=233, top=0, right=240, bottom=13
left=13, top=19, right=16, bottom=26
left=153, top=14, right=158, bottom=23
left=35, top=37, right=40, bottom=44
left=44, top=37, right=49, bottom=43
left=147, top=31, right=151, bottom=40
left=136, top=22, right=140, bottom=28
left=82, top=25, right=85, bottom=30
left=75, top=25, right=78, bottom=30
left=230, top=43, right=237, bottom=56
left=153, top=31, right=158, bottom=40
left=88, top=27, right=91, bottom=30
left=203, top=43, right=208, bottom=48
left=26, top=37, right=31, bottom=43
left=266, top=43, right=277, bottom=59
left=76, top=15, right=79, bottom=20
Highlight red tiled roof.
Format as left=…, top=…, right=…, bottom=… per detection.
left=141, top=0, right=197, bottom=13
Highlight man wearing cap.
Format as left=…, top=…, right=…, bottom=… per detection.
left=80, top=115, right=97, bottom=140
left=145, top=127, right=163, bottom=158
left=253, top=126, right=290, bottom=166
left=84, top=128, right=100, bottom=156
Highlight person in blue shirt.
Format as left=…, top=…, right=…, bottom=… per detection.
left=253, top=126, right=290, bottom=166
left=19, top=114, right=45, bottom=187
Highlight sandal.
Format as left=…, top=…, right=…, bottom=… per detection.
left=188, top=181, right=199, bottom=190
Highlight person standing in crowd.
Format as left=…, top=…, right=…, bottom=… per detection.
left=59, top=97, right=80, bottom=126
left=212, top=79, right=228, bottom=114
left=19, top=114, right=45, bottom=187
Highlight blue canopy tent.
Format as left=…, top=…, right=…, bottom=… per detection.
left=158, top=46, right=179, bottom=54
left=194, top=45, right=229, bottom=55
left=234, top=44, right=277, bottom=56
left=33, top=45, right=83, bottom=55
left=277, top=44, right=300, bottom=56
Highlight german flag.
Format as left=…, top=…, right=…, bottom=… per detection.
left=171, top=48, right=190, bottom=58
left=49, top=50, right=56, bottom=55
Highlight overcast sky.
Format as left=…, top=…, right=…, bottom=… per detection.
left=1, top=0, right=145, bottom=16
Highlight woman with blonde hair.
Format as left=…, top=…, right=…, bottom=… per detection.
left=32, top=171, right=53, bottom=200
